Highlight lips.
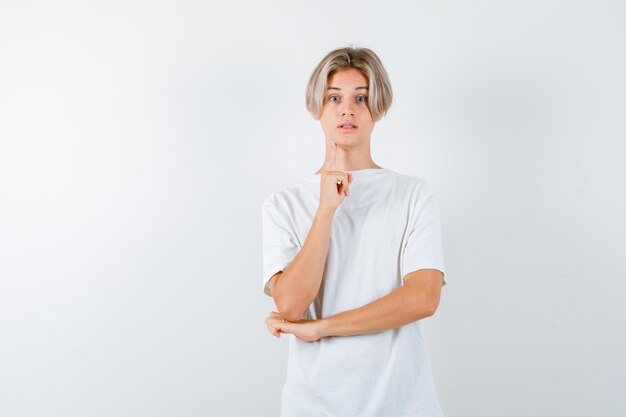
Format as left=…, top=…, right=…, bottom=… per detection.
left=338, top=123, right=357, bottom=128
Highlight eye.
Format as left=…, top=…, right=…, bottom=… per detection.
left=357, top=95, right=367, bottom=102
left=329, top=95, right=339, bottom=102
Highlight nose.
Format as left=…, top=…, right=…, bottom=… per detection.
left=340, top=102, right=355, bottom=117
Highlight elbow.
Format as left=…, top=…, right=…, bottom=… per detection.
left=270, top=272, right=310, bottom=322
left=275, top=288, right=306, bottom=322
left=425, top=304, right=437, bottom=317
left=415, top=303, right=436, bottom=319
left=274, top=296, right=304, bottom=322
left=282, top=308, right=305, bottom=323
left=417, top=293, right=440, bottom=318
left=424, top=298, right=440, bottom=317
left=272, top=294, right=305, bottom=323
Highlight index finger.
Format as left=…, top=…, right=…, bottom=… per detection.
left=328, top=140, right=338, bottom=171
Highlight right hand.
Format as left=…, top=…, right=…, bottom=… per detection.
left=319, top=140, right=353, bottom=211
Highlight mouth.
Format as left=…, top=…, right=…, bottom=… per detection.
left=338, top=123, right=357, bottom=131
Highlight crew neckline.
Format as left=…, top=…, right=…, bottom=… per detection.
left=306, top=167, right=391, bottom=181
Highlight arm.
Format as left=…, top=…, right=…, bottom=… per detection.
left=270, top=206, right=336, bottom=322
left=318, top=269, right=444, bottom=337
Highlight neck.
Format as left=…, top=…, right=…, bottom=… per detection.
left=314, top=139, right=381, bottom=174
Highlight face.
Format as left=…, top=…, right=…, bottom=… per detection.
left=319, top=68, right=374, bottom=147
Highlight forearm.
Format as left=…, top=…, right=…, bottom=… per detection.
left=318, top=284, right=434, bottom=337
left=274, top=207, right=335, bottom=322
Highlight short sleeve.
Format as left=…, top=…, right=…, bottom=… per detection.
left=261, top=200, right=300, bottom=297
left=400, top=184, right=447, bottom=287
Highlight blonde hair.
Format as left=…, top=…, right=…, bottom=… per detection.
left=305, top=46, right=393, bottom=123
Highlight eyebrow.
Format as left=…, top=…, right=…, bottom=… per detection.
left=326, top=86, right=368, bottom=91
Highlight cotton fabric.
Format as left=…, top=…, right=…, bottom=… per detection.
left=261, top=167, right=446, bottom=417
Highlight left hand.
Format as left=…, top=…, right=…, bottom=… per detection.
left=264, top=311, right=325, bottom=342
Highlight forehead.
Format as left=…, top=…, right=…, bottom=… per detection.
left=326, top=68, right=368, bottom=91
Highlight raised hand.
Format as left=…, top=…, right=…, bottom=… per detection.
left=319, top=140, right=353, bottom=211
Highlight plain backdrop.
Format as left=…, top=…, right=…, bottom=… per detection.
left=1, top=1, right=625, bottom=416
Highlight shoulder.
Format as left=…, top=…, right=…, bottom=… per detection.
left=389, top=170, right=439, bottom=199
left=261, top=179, right=312, bottom=210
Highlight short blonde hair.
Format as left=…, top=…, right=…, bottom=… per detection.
left=305, top=46, right=393, bottom=123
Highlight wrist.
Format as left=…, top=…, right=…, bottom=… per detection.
left=317, top=206, right=337, bottom=216
left=317, top=316, right=333, bottom=338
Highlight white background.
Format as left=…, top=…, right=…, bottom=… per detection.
left=1, top=1, right=625, bottom=416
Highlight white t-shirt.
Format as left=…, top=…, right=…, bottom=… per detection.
left=261, top=167, right=447, bottom=417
